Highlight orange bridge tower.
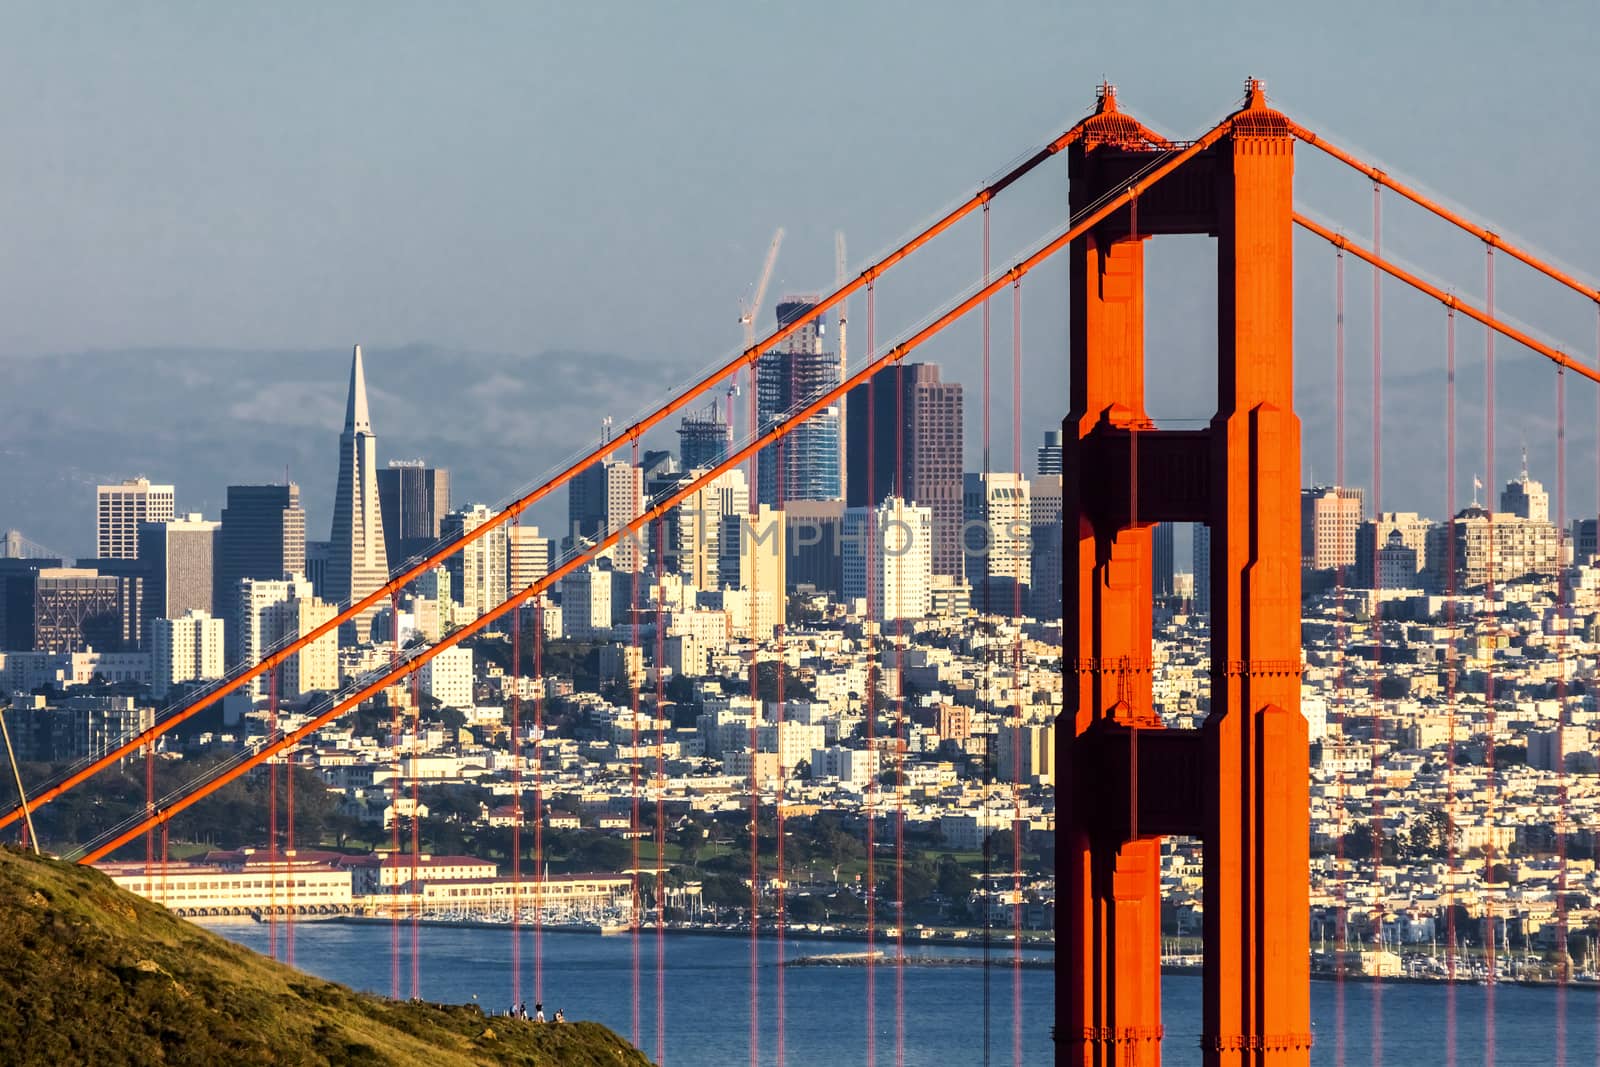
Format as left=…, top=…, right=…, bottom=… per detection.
left=1060, top=80, right=1311, bottom=1066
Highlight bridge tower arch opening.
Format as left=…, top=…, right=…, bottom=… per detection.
left=1060, top=79, right=1311, bottom=1066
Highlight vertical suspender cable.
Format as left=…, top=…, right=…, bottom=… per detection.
left=511, top=514, right=523, bottom=1011
left=654, top=520, right=668, bottom=1066
left=269, top=662, right=280, bottom=960
left=390, top=590, right=402, bottom=1000
left=864, top=279, right=879, bottom=1067
left=747, top=357, right=762, bottom=1067
left=533, top=593, right=546, bottom=1006
left=894, top=353, right=907, bottom=1067
left=630, top=438, right=643, bottom=1049
left=1010, top=274, right=1025, bottom=1067
left=410, top=657, right=421, bottom=998
left=1369, top=183, right=1384, bottom=1067
left=979, top=211, right=993, bottom=1067
left=1483, top=246, right=1498, bottom=1060
left=1555, top=365, right=1569, bottom=1067
left=1334, top=246, right=1348, bottom=1067
left=286, top=668, right=297, bottom=963
left=1445, top=305, right=1459, bottom=1067
left=775, top=393, right=788, bottom=1067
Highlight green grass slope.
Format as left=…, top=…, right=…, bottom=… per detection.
left=0, top=847, right=652, bottom=1066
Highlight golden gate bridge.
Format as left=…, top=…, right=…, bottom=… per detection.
left=4, top=77, right=1599, bottom=1066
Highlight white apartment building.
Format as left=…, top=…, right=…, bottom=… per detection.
left=963, top=472, right=1031, bottom=605
left=237, top=574, right=338, bottom=699
left=418, top=645, right=474, bottom=710
left=442, top=504, right=507, bottom=622
left=809, top=745, right=881, bottom=788
left=150, top=609, right=225, bottom=698
left=717, top=504, right=786, bottom=630
left=561, top=562, right=613, bottom=640
left=843, top=496, right=933, bottom=621
left=505, top=523, right=550, bottom=602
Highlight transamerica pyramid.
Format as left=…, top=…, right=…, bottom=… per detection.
left=326, top=344, right=389, bottom=642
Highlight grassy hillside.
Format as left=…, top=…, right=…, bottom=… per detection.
left=0, top=847, right=651, bottom=1066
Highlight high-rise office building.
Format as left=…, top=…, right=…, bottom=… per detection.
left=664, top=467, right=748, bottom=592
left=845, top=362, right=965, bottom=577
left=506, top=523, right=551, bottom=603
left=1037, top=430, right=1063, bottom=477
left=325, top=345, right=390, bottom=642
left=29, top=568, right=130, bottom=653
left=568, top=457, right=644, bottom=572
left=442, top=504, right=508, bottom=622
left=151, top=609, right=225, bottom=698
left=561, top=561, right=614, bottom=641
left=963, top=472, right=1031, bottom=614
left=1193, top=524, right=1211, bottom=614
left=677, top=403, right=732, bottom=472
left=377, top=461, right=451, bottom=568
left=219, top=484, right=306, bottom=662
left=842, top=497, right=933, bottom=621
left=717, top=504, right=786, bottom=624
left=784, top=500, right=845, bottom=598
left=137, top=514, right=218, bottom=632
left=756, top=299, right=841, bottom=506
left=0, top=559, right=59, bottom=651
left=96, top=478, right=175, bottom=559
left=1152, top=522, right=1176, bottom=598
left=1301, top=486, right=1364, bottom=574
left=1030, top=475, right=1063, bottom=619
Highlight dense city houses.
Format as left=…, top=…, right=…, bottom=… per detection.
left=4, top=339, right=1598, bottom=974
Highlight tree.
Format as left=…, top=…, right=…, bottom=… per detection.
left=936, top=854, right=972, bottom=901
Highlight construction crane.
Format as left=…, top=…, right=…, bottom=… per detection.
left=739, top=227, right=785, bottom=350
left=734, top=227, right=783, bottom=445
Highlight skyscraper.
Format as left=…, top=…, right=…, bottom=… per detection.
left=567, top=457, right=644, bottom=572
left=1300, top=486, right=1364, bottom=574
left=1152, top=522, right=1176, bottom=598
left=842, top=497, right=933, bottom=621
left=1030, top=474, right=1063, bottom=619
left=442, top=504, right=508, bottom=622
left=137, top=514, right=219, bottom=632
left=151, top=610, right=225, bottom=699
left=218, top=484, right=306, bottom=661
left=845, top=362, right=965, bottom=577
left=677, top=403, right=732, bottom=472
left=325, top=345, right=390, bottom=642
left=756, top=299, right=841, bottom=506
left=377, top=461, right=451, bottom=568
left=1193, top=524, right=1211, bottom=615
left=1036, top=430, right=1063, bottom=477
left=506, top=523, right=551, bottom=603
left=963, top=472, right=1031, bottom=614
left=96, top=478, right=175, bottom=559
left=237, top=574, right=338, bottom=699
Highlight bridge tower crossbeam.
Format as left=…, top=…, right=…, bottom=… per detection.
left=1060, top=80, right=1310, bottom=1066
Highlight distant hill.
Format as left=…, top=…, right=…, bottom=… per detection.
left=0, top=847, right=652, bottom=1066
left=0, top=343, right=684, bottom=556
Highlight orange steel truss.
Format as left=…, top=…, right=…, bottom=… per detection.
left=1061, top=81, right=1310, bottom=1065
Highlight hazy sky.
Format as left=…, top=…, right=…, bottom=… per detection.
left=4, top=2, right=1600, bottom=550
